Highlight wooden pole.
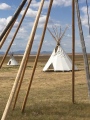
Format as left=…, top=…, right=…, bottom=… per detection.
left=0, top=0, right=32, bottom=68
left=59, top=26, right=61, bottom=38
left=52, top=26, right=58, bottom=40
left=58, top=26, right=68, bottom=42
left=22, top=0, right=54, bottom=113
left=47, top=27, right=58, bottom=42
left=72, top=0, right=75, bottom=103
left=1, top=0, right=44, bottom=120
left=75, top=0, right=90, bottom=97
left=0, top=0, right=27, bottom=41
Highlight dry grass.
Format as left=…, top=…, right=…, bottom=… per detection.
left=0, top=55, right=90, bottom=120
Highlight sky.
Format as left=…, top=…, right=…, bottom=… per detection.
left=0, top=0, right=90, bottom=53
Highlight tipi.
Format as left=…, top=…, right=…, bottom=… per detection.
left=7, top=53, right=19, bottom=66
left=43, top=26, right=78, bottom=71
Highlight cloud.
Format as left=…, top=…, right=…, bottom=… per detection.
left=0, top=3, right=11, bottom=10
left=37, top=15, right=47, bottom=28
left=14, top=27, right=28, bottom=41
left=1, top=0, right=90, bottom=53
left=87, top=35, right=90, bottom=38
left=27, top=15, right=60, bottom=29
left=80, top=6, right=90, bottom=27
left=53, top=0, right=71, bottom=7
left=0, top=17, right=12, bottom=32
left=30, top=0, right=72, bottom=9
left=66, top=34, right=72, bottom=38
left=81, top=6, right=90, bottom=14
left=25, top=14, right=48, bottom=28
left=0, top=16, right=19, bottom=32
left=39, top=15, right=46, bottom=23
left=20, top=8, right=37, bottom=17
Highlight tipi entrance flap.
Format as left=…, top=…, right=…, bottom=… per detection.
left=48, top=63, right=54, bottom=69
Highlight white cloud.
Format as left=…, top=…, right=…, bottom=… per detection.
left=39, top=15, right=46, bottom=23
left=15, top=27, right=28, bottom=41
left=30, top=0, right=72, bottom=9
left=29, top=21, right=34, bottom=27
left=20, top=8, right=37, bottom=17
left=30, top=1, right=41, bottom=8
left=0, top=3, right=11, bottom=10
left=0, top=16, right=19, bottom=32
left=37, top=15, right=47, bottom=28
left=0, top=17, right=11, bottom=32
left=80, top=6, right=90, bottom=27
left=66, top=34, right=72, bottom=37
left=27, top=15, right=47, bottom=28
left=87, top=35, right=90, bottom=38
left=6, top=16, right=12, bottom=24
left=81, top=6, right=90, bottom=14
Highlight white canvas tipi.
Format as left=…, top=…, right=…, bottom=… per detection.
left=43, top=26, right=78, bottom=71
left=7, top=54, right=19, bottom=66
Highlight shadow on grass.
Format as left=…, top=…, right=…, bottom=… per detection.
left=43, top=70, right=73, bottom=73
left=8, top=101, right=90, bottom=120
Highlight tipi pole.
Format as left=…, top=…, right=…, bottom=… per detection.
left=1, top=0, right=44, bottom=119
left=0, top=0, right=32, bottom=68
left=47, top=27, right=57, bottom=42
left=21, top=0, right=54, bottom=113
left=0, top=0, right=27, bottom=42
left=72, top=0, right=75, bottom=103
left=52, top=26, right=58, bottom=40
left=58, top=26, right=68, bottom=42
left=75, top=0, right=90, bottom=96
left=59, top=26, right=61, bottom=38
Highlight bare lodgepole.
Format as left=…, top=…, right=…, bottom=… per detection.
left=72, top=0, right=75, bottom=103
left=0, top=0, right=27, bottom=42
left=0, top=0, right=32, bottom=68
left=1, top=0, right=44, bottom=120
left=21, top=0, right=54, bottom=113
left=75, top=0, right=90, bottom=97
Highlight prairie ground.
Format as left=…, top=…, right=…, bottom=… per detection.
left=0, top=54, right=90, bottom=120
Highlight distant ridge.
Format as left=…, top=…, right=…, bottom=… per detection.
left=0, top=50, right=89, bottom=55
left=0, top=51, right=5, bottom=55
left=0, top=50, right=52, bottom=55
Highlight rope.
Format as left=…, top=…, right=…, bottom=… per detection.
left=86, top=0, right=90, bottom=35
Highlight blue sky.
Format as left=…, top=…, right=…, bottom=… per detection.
left=0, top=0, right=90, bottom=53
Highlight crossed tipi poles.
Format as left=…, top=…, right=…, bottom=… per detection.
left=47, top=25, right=68, bottom=54
left=0, top=0, right=90, bottom=120
left=47, top=25, right=68, bottom=47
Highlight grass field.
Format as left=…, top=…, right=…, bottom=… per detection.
left=0, top=54, right=90, bottom=120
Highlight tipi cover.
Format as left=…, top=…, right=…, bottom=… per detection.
left=7, top=55, right=19, bottom=66
left=43, top=46, right=78, bottom=71
left=43, top=25, right=78, bottom=72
